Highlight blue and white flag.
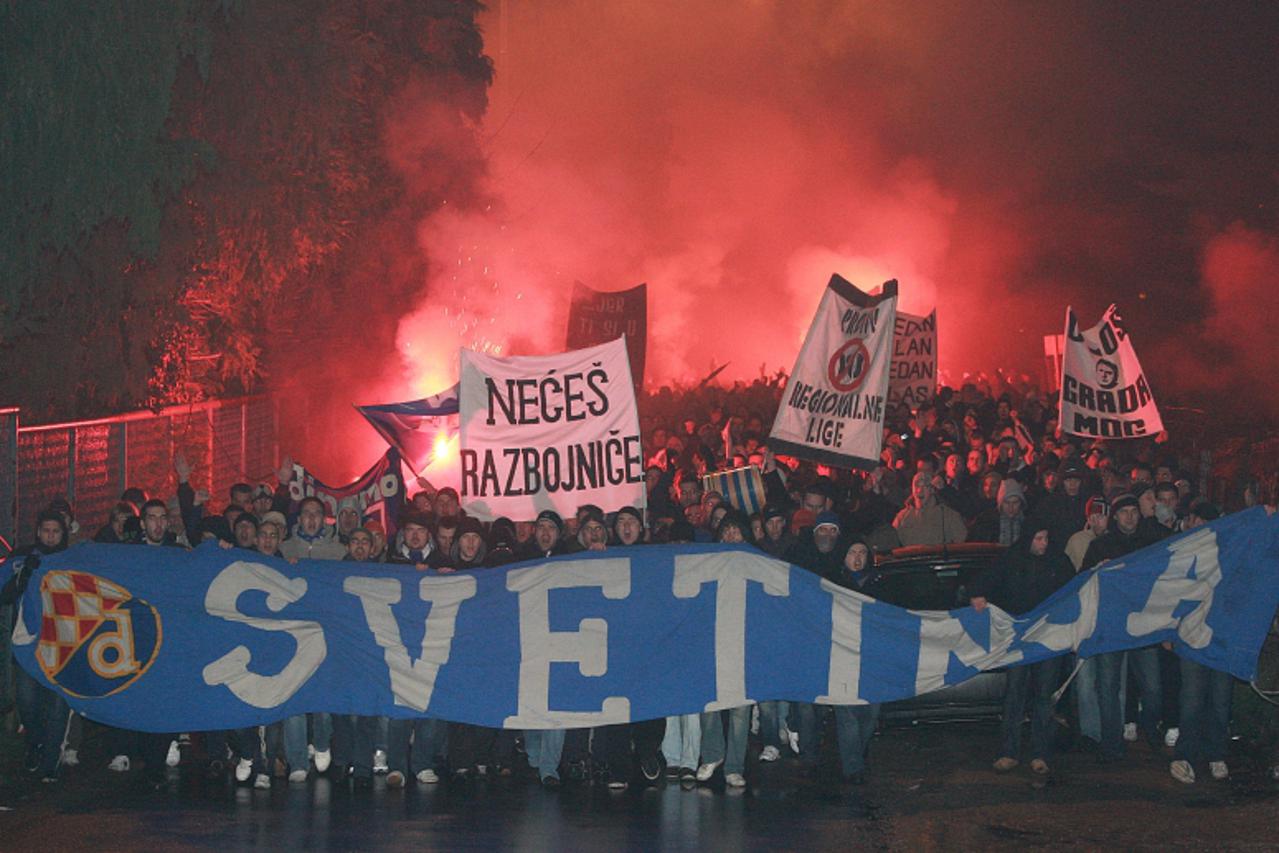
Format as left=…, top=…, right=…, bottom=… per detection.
left=10, top=508, right=1279, bottom=732
left=703, top=466, right=766, bottom=516
left=356, top=385, right=459, bottom=473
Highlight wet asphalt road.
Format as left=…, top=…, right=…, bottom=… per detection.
left=2, top=721, right=1277, bottom=851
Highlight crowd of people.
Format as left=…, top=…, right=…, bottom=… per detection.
left=2, top=378, right=1276, bottom=795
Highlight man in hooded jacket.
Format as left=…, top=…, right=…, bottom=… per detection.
left=971, top=526, right=1074, bottom=780
left=2, top=510, right=73, bottom=782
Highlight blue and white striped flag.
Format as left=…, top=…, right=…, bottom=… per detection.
left=703, top=466, right=766, bottom=515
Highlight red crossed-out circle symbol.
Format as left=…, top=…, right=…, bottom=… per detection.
left=827, top=338, right=870, bottom=393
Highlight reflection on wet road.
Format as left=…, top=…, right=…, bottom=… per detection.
left=2, top=723, right=1276, bottom=850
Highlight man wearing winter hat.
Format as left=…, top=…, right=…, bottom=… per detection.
left=613, top=506, right=646, bottom=546
left=1029, top=458, right=1095, bottom=547
left=1170, top=500, right=1232, bottom=785
left=894, top=473, right=967, bottom=547
left=1083, top=493, right=1164, bottom=762
left=777, top=509, right=846, bottom=770
left=571, top=505, right=608, bottom=552
left=1066, top=496, right=1108, bottom=573
left=756, top=503, right=794, bottom=558
left=3, top=510, right=72, bottom=782
left=521, top=510, right=567, bottom=560
left=970, top=479, right=1027, bottom=545
left=388, top=509, right=444, bottom=570
left=519, top=508, right=571, bottom=786
left=1066, top=494, right=1109, bottom=749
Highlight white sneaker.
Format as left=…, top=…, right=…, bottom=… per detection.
left=1164, top=727, right=1180, bottom=748
left=373, top=749, right=389, bottom=774
left=416, top=768, right=439, bottom=784
left=695, top=759, right=722, bottom=782
left=314, top=749, right=331, bottom=773
left=787, top=729, right=801, bottom=754
left=725, top=772, right=746, bottom=788
left=759, top=745, right=780, bottom=763
left=108, top=755, right=130, bottom=772
left=235, top=758, right=254, bottom=782
left=1123, top=722, right=1138, bottom=743
left=1209, top=761, right=1229, bottom=781
left=166, top=740, right=181, bottom=767
left=288, top=769, right=308, bottom=783
left=61, top=748, right=79, bottom=767
left=1170, top=759, right=1195, bottom=784
left=254, top=772, right=271, bottom=790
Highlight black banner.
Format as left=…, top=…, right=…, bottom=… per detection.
left=565, top=281, right=647, bottom=388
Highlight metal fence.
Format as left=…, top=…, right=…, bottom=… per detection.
left=4, top=395, right=276, bottom=551
left=0, top=395, right=274, bottom=718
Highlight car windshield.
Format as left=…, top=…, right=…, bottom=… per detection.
left=866, top=561, right=990, bottom=611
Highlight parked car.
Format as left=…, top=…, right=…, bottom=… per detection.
left=863, top=543, right=1008, bottom=723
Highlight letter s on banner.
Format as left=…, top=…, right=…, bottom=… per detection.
left=201, top=561, right=327, bottom=709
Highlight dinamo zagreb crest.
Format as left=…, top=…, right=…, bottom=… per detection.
left=37, top=570, right=162, bottom=698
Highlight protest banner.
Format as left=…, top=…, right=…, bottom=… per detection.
left=355, top=385, right=458, bottom=474
left=458, top=337, right=645, bottom=521
left=1059, top=304, right=1164, bottom=438
left=888, top=310, right=937, bottom=413
left=282, top=449, right=405, bottom=534
left=565, top=281, right=647, bottom=389
left=769, top=275, right=898, bottom=469
left=13, top=507, right=1278, bottom=731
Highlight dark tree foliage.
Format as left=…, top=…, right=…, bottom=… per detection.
left=0, top=0, right=492, bottom=420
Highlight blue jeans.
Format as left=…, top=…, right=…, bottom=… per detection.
left=661, top=714, right=701, bottom=770
left=699, top=706, right=750, bottom=775
left=387, top=717, right=447, bottom=776
left=1175, top=658, right=1233, bottom=766
left=834, top=704, right=879, bottom=777
left=206, top=727, right=264, bottom=771
left=14, top=663, right=69, bottom=777
left=331, top=715, right=383, bottom=777
left=757, top=701, right=790, bottom=751
left=1001, top=657, right=1063, bottom=760
left=281, top=713, right=333, bottom=772
left=1098, top=646, right=1161, bottom=758
left=524, top=729, right=566, bottom=780
left=788, top=702, right=819, bottom=763
left=1075, top=656, right=1100, bottom=743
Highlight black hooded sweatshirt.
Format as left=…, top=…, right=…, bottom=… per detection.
left=970, top=530, right=1075, bottom=616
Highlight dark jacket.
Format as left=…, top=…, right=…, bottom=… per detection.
left=1028, top=488, right=1093, bottom=552
left=518, top=535, right=569, bottom=560
left=784, top=531, right=845, bottom=582
left=971, top=534, right=1074, bottom=615
left=1081, top=523, right=1158, bottom=571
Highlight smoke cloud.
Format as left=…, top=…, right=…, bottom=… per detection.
left=305, top=1, right=1279, bottom=480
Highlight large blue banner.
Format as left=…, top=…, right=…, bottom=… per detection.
left=9, top=508, right=1279, bottom=733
